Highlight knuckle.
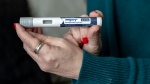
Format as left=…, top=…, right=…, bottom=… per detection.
left=65, top=34, right=71, bottom=40
left=40, top=57, right=57, bottom=72
left=28, top=39, right=39, bottom=47
left=42, top=55, right=57, bottom=64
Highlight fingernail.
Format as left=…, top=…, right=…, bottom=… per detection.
left=79, top=42, right=83, bottom=48
left=14, top=23, right=16, bottom=29
left=95, top=10, right=102, bottom=15
left=82, top=37, right=88, bottom=44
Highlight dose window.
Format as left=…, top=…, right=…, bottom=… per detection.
left=43, top=20, right=52, bottom=24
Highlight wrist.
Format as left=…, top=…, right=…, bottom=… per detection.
left=73, top=49, right=83, bottom=79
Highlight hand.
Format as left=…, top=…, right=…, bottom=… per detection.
left=15, top=24, right=83, bottom=79
left=64, top=10, right=103, bottom=55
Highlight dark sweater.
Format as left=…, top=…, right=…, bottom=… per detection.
left=72, top=0, right=150, bottom=84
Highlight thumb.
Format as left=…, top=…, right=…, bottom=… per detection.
left=87, top=10, right=103, bottom=48
left=87, top=25, right=101, bottom=47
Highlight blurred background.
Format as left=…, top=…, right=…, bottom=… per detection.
left=0, top=0, right=86, bottom=84
left=28, top=0, right=86, bottom=83
left=28, top=0, right=86, bottom=37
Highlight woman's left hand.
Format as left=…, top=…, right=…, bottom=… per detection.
left=64, top=10, right=103, bottom=55
left=15, top=24, right=83, bottom=79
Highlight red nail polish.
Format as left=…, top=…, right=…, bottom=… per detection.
left=82, top=37, right=88, bottom=44
left=79, top=42, right=83, bottom=47
left=14, top=23, right=16, bottom=29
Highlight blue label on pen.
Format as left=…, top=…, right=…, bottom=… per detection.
left=60, top=17, right=97, bottom=27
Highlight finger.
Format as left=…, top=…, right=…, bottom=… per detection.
left=24, top=43, right=56, bottom=72
left=69, top=14, right=90, bottom=44
left=23, top=44, right=39, bottom=62
left=88, top=10, right=103, bottom=36
left=16, top=24, right=53, bottom=61
left=24, top=41, right=51, bottom=59
left=87, top=10, right=103, bottom=46
left=16, top=23, right=41, bottom=51
left=88, top=10, right=102, bottom=36
left=26, top=28, right=33, bottom=32
left=63, top=31, right=78, bottom=46
left=28, top=31, right=59, bottom=46
left=37, top=27, right=43, bottom=34
left=33, top=28, right=38, bottom=33
left=70, top=27, right=81, bottom=43
left=80, top=14, right=89, bottom=44
left=87, top=25, right=101, bottom=47
left=28, top=32, right=65, bottom=56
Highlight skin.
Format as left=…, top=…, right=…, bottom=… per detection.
left=64, top=10, right=103, bottom=55
left=15, top=10, right=103, bottom=79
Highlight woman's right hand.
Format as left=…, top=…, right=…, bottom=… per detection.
left=63, top=10, right=103, bottom=55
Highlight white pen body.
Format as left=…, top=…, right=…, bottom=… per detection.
left=20, top=17, right=102, bottom=28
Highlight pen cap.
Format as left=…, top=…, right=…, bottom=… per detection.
left=20, top=17, right=33, bottom=27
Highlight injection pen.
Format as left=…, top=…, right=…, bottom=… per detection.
left=19, top=17, right=102, bottom=28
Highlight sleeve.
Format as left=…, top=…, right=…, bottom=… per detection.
left=72, top=50, right=150, bottom=84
